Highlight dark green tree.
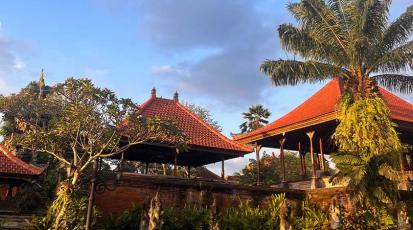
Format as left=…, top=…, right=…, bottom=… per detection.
left=239, top=105, right=271, bottom=133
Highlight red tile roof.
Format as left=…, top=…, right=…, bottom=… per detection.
left=234, top=78, right=413, bottom=142
left=139, top=93, right=252, bottom=153
left=0, top=144, right=43, bottom=177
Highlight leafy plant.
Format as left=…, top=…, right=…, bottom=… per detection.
left=162, top=206, right=211, bottom=230
left=219, top=194, right=285, bottom=230
left=102, top=204, right=142, bottom=230
left=293, top=198, right=329, bottom=230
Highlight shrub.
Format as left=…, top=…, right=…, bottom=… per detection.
left=102, top=204, right=143, bottom=230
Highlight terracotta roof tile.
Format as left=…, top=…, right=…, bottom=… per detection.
left=139, top=95, right=252, bottom=153
left=0, top=144, right=43, bottom=176
left=234, top=78, right=413, bottom=142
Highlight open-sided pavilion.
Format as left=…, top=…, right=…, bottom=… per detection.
left=118, top=88, right=252, bottom=178
left=233, top=78, right=413, bottom=189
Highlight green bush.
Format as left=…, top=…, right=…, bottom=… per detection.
left=102, top=204, right=142, bottom=230
left=162, top=206, right=211, bottom=230
left=218, top=194, right=285, bottom=230
left=293, top=198, right=329, bottom=230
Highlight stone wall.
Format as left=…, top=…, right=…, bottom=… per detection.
left=94, top=173, right=305, bottom=217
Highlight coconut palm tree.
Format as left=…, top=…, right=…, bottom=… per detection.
left=262, top=0, right=412, bottom=215
left=240, top=105, right=271, bottom=133
left=261, top=1, right=413, bottom=98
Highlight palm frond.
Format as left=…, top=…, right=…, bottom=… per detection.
left=371, top=41, right=413, bottom=73
left=260, top=59, right=343, bottom=86
left=371, top=74, right=413, bottom=94
left=381, top=5, right=413, bottom=51
left=278, top=24, right=347, bottom=65
left=287, top=0, right=349, bottom=56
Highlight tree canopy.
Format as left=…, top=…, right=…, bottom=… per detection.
left=239, top=105, right=271, bottom=134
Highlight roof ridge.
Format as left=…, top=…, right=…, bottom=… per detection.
left=175, top=101, right=252, bottom=152
left=138, top=95, right=156, bottom=113
left=0, top=144, right=43, bottom=175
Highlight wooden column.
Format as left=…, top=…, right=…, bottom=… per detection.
left=279, top=138, right=288, bottom=188
left=255, top=143, right=262, bottom=185
left=306, top=131, right=319, bottom=189
left=187, top=166, right=191, bottom=178
left=173, top=152, right=178, bottom=176
left=298, top=142, right=306, bottom=178
left=319, top=138, right=326, bottom=172
left=145, top=162, right=149, bottom=174
left=221, top=160, right=225, bottom=179
left=400, top=152, right=409, bottom=172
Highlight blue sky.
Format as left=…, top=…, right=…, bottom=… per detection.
left=0, top=0, right=412, bottom=174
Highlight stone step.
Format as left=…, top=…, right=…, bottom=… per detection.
left=0, top=215, right=32, bottom=229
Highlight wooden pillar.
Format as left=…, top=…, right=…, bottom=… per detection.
left=279, top=138, right=288, bottom=188
left=306, top=131, right=319, bottom=189
left=255, top=143, right=262, bottom=185
left=319, top=138, right=326, bottom=172
left=221, top=160, right=225, bottom=179
left=145, top=162, right=149, bottom=174
left=187, top=166, right=191, bottom=178
left=400, top=152, right=409, bottom=172
left=173, top=152, right=178, bottom=176
left=298, top=142, right=306, bottom=178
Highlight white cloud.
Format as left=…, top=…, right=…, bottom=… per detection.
left=83, top=67, right=111, bottom=79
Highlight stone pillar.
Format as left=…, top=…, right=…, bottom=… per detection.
left=400, top=152, right=409, bottom=172
left=145, top=162, right=149, bottom=174
left=306, top=131, right=320, bottom=189
left=279, top=138, right=288, bottom=188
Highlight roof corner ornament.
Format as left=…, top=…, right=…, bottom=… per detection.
left=38, top=69, right=45, bottom=99
left=151, top=87, right=157, bottom=98
left=173, top=91, right=179, bottom=102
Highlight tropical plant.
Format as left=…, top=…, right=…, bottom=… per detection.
left=162, top=206, right=211, bottom=230
left=262, top=0, right=412, bottom=216
left=261, top=1, right=413, bottom=97
left=218, top=194, right=285, bottom=230
left=239, top=105, right=271, bottom=133
left=102, top=204, right=143, bottom=230
left=293, top=198, right=329, bottom=230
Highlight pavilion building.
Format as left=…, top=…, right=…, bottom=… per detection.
left=0, top=144, right=43, bottom=211
left=118, top=88, right=252, bottom=178
left=233, top=78, right=413, bottom=189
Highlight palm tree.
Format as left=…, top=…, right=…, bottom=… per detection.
left=262, top=0, right=412, bottom=215
left=261, top=1, right=412, bottom=98
left=240, top=105, right=271, bottom=133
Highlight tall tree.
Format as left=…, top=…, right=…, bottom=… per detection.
left=239, top=105, right=271, bottom=133
left=262, top=0, right=412, bottom=216
left=0, top=78, right=188, bottom=229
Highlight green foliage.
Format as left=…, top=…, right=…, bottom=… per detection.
left=16, top=184, right=42, bottom=212
left=262, top=0, right=413, bottom=95
left=293, top=198, right=329, bottom=230
left=342, top=206, right=396, bottom=230
left=24, top=183, right=93, bottom=230
left=182, top=101, right=223, bottom=132
left=102, top=204, right=142, bottom=230
left=240, top=105, right=271, bottom=133
left=331, top=95, right=407, bottom=208
left=162, top=206, right=211, bottom=230
left=218, top=194, right=285, bottom=230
